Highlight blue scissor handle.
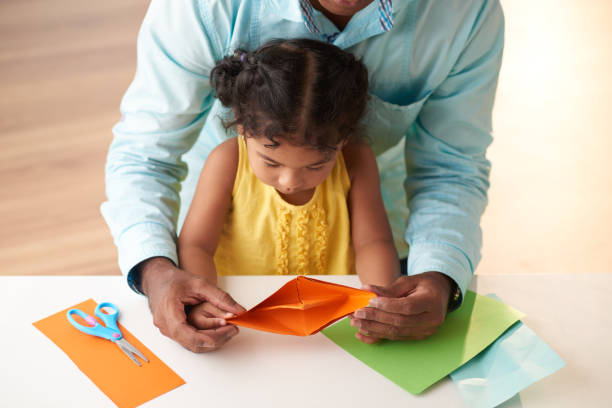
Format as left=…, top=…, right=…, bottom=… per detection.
left=67, top=302, right=123, bottom=341
left=95, top=302, right=121, bottom=333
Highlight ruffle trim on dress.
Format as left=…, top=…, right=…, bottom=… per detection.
left=275, top=204, right=327, bottom=275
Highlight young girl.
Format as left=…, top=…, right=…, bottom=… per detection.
left=178, top=39, right=400, bottom=296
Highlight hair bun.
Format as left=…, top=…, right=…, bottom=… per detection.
left=210, top=49, right=248, bottom=106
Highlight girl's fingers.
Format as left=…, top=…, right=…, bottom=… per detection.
left=187, top=311, right=228, bottom=330
left=186, top=302, right=231, bottom=329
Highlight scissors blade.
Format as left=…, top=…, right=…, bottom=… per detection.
left=115, top=341, right=142, bottom=366
left=116, top=338, right=149, bottom=365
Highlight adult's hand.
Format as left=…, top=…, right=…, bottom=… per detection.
left=140, top=257, right=246, bottom=352
left=350, top=272, right=453, bottom=343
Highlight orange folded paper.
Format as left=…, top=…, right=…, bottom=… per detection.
left=227, top=276, right=375, bottom=336
left=33, top=299, right=184, bottom=408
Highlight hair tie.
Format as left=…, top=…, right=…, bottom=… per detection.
left=240, top=52, right=246, bottom=62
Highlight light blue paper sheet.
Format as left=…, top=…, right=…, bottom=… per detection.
left=450, top=294, right=566, bottom=408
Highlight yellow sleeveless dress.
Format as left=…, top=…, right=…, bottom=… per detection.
left=214, top=136, right=355, bottom=276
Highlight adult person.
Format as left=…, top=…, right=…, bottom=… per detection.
left=101, top=0, right=504, bottom=352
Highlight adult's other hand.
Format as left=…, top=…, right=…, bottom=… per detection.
left=140, top=257, right=246, bottom=352
left=350, top=272, right=454, bottom=343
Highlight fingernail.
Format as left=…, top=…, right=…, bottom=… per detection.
left=350, top=319, right=359, bottom=328
left=225, top=312, right=235, bottom=318
left=368, top=298, right=379, bottom=307
left=354, top=310, right=365, bottom=319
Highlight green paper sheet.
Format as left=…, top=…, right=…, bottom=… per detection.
left=321, top=290, right=524, bottom=394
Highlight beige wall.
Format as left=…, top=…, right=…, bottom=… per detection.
left=480, top=0, right=612, bottom=274
left=1, top=0, right=610, bottom=276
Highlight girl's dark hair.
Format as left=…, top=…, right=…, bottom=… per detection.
left=210, top=38, right=369, bottom=151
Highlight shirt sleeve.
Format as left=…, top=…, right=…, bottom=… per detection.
left=404, top=0, right=504, bottom=302
left=100, top=0, right=226, bottom=280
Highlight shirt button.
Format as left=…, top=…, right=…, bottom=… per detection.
left=325, top=32, right=339, bottom=43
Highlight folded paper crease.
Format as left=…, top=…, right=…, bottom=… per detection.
left=227, top=276, right=375, bottom=336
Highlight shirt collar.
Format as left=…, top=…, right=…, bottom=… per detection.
left=298, top=0, right=394, bottom=34
left=265, top=0, right=394, bottom=34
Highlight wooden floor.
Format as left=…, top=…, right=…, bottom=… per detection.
left=1, top=0, right=610, bottom=276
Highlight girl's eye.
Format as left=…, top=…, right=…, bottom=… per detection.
left=264, top=162, right=280, bottom=168
left=307, top=166, right=324, bottom=171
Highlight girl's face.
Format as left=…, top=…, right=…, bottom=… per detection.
left=245, top=136, right=341, bottom=204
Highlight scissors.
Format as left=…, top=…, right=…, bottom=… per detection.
left=67, top=302, right=149, bottom=367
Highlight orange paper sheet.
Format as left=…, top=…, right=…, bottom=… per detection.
left=228, top=276, right=375, bottom=336
left=33, top=299, right=184, bottom=408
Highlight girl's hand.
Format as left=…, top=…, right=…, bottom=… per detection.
left=350, top=272, right=452, bottom=343
left=187, top=301, right=236, bottom=329
left=140, top=257, right=246, bottom=352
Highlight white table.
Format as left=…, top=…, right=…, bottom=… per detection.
left=0, top=274, right=608, bottom=407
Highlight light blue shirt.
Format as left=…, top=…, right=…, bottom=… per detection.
left=101, top=0, right=504, bottom=301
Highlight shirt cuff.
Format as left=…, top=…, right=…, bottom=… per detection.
left=117, top=222, right=179, bottom=293
left=406, top=240, right=474, bottom=308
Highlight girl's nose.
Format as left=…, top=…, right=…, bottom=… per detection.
left=279, top=169, right=303, bottom=191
